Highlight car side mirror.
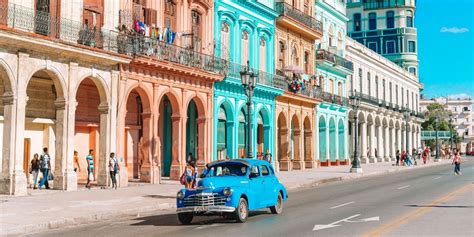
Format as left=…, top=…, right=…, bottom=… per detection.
left=249, top=173, right=259, bottom=178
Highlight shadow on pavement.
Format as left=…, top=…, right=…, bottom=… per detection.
left=405, top=204, right=474, bottom=208
left=130, top=211, right=271, bottom=226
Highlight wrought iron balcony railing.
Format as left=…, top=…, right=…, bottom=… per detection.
left=224, top=62, right=287, bottom=90
left=275, top=2, right=323, bottom=33
left=296, top=86, right=349, bottom=106
left=316, top=49, right=354, bottom=72
left=363, top=0, right=413, bottom=10
left=0, top=3, right=226, bottom=75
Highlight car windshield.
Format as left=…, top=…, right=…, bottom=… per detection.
left=205, top=163, right=248, bottom=177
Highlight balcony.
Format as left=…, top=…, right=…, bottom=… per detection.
left=224, top=62, right=286, bottom=90
left=316, top=49, right=354, bottom=75
left=275, top=2, right=323, bottom=40
left=362, top=0, right=414, bottom=10
left=0, top=3, right=226, bottom=76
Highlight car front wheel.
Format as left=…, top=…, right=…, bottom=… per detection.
left=177, top=213, right=194, bottom=225
left=270, top=193, right=283, bottom=214
left=233, top=197, right=248, bottom=223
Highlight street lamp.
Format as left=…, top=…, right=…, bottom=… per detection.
left=240, top=60, right=257, bottom=159
left=434, top=116, right=440, bottom=162
left=449, top=114, right=454, bottom=158
left=403, top=104, right=410, bottom=155
left=349, top=90, right=362, bottom=173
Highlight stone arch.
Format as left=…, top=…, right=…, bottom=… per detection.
left=329, top=117, right=337, bottom=163
left=75, top=74, right=110, bottom=105
left=290, top=114, right=301, bottom=168
left=256, top=105, right=271, bottom=156
left=277, top=111, right=289, bottom=171
left=123, top=84, right=153, bottom=113
left=319, top=115, right=327, bottom=164
left=0, top=59, right=15, bottom=92
left=156, top=89, right=181, bottom=117
left=26, top=67, right=67, bottom=100
left=303, top=116, right=312, bottom=165
left=216, top=99, right=235, bottom=160
left=184, top=93, right=207, bottom=119
left=338, top=118, right=345, bottom=161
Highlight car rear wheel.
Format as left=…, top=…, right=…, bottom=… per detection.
left=270, top=193, right=283, bottom=214
left=177, top=213, right=194, bottom=225
left=233, top=198, right=248, bottom=223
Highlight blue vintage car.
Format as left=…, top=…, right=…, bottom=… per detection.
left=176, top=159, right=288, bottom=224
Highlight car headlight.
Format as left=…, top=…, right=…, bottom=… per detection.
left=223, top=187, right=232, bottom=196
left=177, top=191, right=185, bottom=199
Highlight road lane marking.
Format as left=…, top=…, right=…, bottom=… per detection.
left=330, top=201, right=355, bottom=209
left=397, top=185, right=410, bottom=190
left=362, top=183, right=473, bottom=237
left=313, top=214, right=380, bottom=231
left=433, top=176, right=442, bottom=180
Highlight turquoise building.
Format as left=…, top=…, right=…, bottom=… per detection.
left=213, top=0, right=284, bottom=161
left=315, top=0, right=353, bottom=166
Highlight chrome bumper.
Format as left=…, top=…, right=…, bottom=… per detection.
left=177, top=206, right=236, bottom=213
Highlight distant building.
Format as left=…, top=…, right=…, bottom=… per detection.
left=346, top=0, right=418, bottom=76
left=420, top=97, right=474, bottom=154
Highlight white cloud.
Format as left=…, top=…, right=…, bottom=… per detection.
left=440, top=27, right=469, bottom=34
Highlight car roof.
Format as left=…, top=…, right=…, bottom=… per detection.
left=208, top=159, right=270, bottom=167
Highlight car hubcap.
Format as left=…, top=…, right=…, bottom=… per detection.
left=240, top=202, right=247, bottom=219
left=277, top=197, right=282, bottom=211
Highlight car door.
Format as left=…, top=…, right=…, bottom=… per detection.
left=248, top=165, right=264, bottom=209
left=259, top=165, right=275, bottom=207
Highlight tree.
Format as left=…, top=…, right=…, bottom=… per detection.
left=421, top=102, right=454, bottom=150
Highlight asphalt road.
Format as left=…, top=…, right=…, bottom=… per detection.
left=35, top=159, right=474, bottom=237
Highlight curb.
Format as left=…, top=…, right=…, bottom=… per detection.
left=2, top=203, right=176, bottom=236
left=284, top=160, right=451, bottom=190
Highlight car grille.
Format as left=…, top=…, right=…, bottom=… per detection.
left=183, top=193, right=226, bottom=207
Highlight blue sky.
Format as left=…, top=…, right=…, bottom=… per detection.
left=417, top=0, right=474, bottom=99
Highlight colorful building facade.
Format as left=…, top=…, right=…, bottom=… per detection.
left=273, top=0, right=323, bottom=171
left=314, top=0, right=353, bottom=166
left=212, top=0, right=285, bottom=162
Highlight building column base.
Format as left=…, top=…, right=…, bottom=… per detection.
left=0, top=177, right=11, bottom=195
left=384, top=156, right=391, bottom=162
left=11, top=172, right=28, bottom=196
left=97, top=172, right=108, bottom=187
left=140, top=163, right=152, bottom=183
left=279, top=160, right=291, bottom=171
left=119, top=168, right=129, bottom=187
left=170, top=164, right=181, bottom=180
left=320, top=160, right=331, bottom=166
left=340, top=159, right=350, bottom=165
left=292, top=160, right=304, bottom=170
left=304, top=160, right=316, bottom=169
left=360, top=156, right=369, bottom=164
left=368, top=156, right=377, bottom=163
left=376, top=157, right=384, bottom=162
left=53, top=170, right=78, bottom=191
left=330, top=160, right=340, bottom=166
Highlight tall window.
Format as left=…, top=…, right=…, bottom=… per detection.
left=367, top=72, right=371, bottom=96
left=382, top=79, right=386, bottom=101
left=389, top=82, right=393, bottom=103
left=241, top=30, right=249, bottom=65
left=386, top=11, right=394, bottom=29
left=304, top=0, right=310, bottom=15
left=191, top=10, right=202, bottom=51
left=292, top=46, right=299, bottom=66
left=338, top=82, right=343, bottom=96
left=329, top=79, right=334, bottom=94
left=368, top=42, right=378, bottom=52
left=278, top=41, right=286, bottom=70
left=164, top=0, right=177, bottom=29
left=328, top=26, right=334, bottom=47
left=369, top=13, right=377, bottom=30
left=260, top=37, right=267, bottom=72
left=406, top=10, right=413, bottom=27
left=358, top=68, right=363, bottom=93
left=401, top=87, right=404, bottom=106
left=386, top=41, right=395, bottom=54
left=221, top=22, right=230, bottom=60
left=337, top=32, right=343, bottom=49
left=409, top=67, right=417, bottom=76
left=304, top=51, right=310, bottom=74
left=395, top=85, right=399, bottom=105
left=375, top=76, right=379, bottom=99
left=354, top=13, right=361, bottom=32
left=408, top=41, right=416, bottom=52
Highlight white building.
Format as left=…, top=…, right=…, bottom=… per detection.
left=420, top=97, right=474, bottom=154
left=345, top=37, right=423, bottom=163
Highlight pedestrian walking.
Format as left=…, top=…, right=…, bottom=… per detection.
left=30, top=153, right=40, bottom=189
left=264, top=149, right=273, bottom=164
left=86, top=149, right=94, bottom=189
left=400, top=150, right=406, bottom=166
left=395, top=150, right=400, bottom=166
left=405, top=152, right=413, bottom=166
left=38, top=147, right=51, bottom=190
left=183, top=160, right=198, bottom=189
left=422, top=147, right=429, bottom=164
left=186, top=152, right=195, bottom=164
left=73, top=150, right=81, bottom=173
left=108, top=152, right=119, bottom=189
left=452, top=151, right=462, bottom=175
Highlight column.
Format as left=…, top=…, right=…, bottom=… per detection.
left=369, top=123, right=376, bottom=163
left=52, top=99, right=71, bottom=190
left=401, top=128, right=406, bottom=152
left=196, top=117, right=207, bottom=172
left=97, top=103, right=111, bottom=186
left=304, top=129, right=313, bottom=168
left=326, top=123, right=330, bottom=165
left=360, top=122, right=368, bottom=163
left=0, top=92, right=17, bottom=194
left=278, top=127, right=289, bottom=171
left=397, top=128, right=402, bottom=154
left=390, top=127, right=396, bottom=161
left=384, top=125, right=390, bottom=161
left=169, top=114, right=183, bottom=180
left=292, top=129, right=303, bottom=170
left=315, top=117, right=320, bottom=167
left=408, top=127, right=413, bottom=154
left=377, top=125, right=383, bottom=162
left=139, top=112, right=152, bottom=182
left=335, top=122, right=339, bottom=165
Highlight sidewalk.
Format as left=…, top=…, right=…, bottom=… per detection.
left=0, top=159, right=453, bottom=236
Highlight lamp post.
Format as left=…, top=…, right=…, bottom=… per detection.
left=403, top=104, right=410, bottom=155
left=349, top=90, right=362, bottom=173
left=240, top=61, right=257, bottom=159
left=435, top=116, right=440, bottom=162
left=449, top=114, right=454, bottom=158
